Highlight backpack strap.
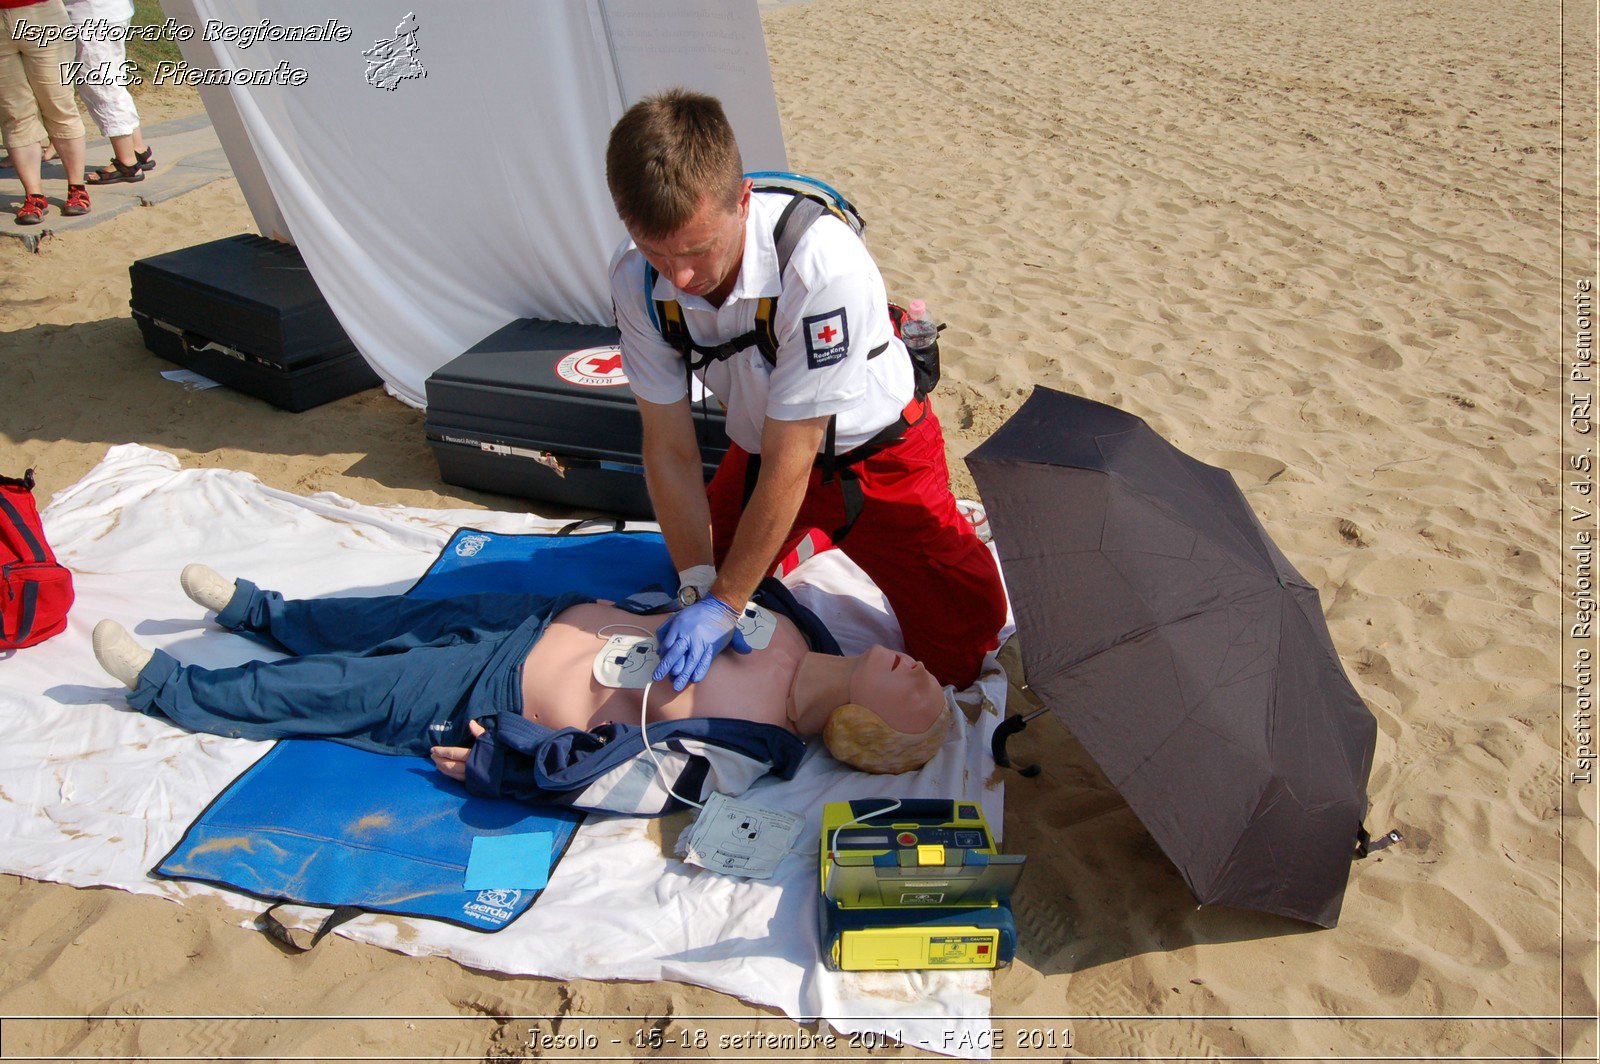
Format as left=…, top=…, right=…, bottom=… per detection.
left=640, top=188, right=893, bottom=467
left=643, top=192, right=826, bottom=372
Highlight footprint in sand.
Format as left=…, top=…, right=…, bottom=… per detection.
left=1209, top=450, right=1289, bottom=486
left=1357, top=339, right=1406, bottom=370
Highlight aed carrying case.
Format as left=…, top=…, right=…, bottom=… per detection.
left=128, top=234, right=381, bottom=413
left=819, top=798, right=1024, bottom=972
left=424, top=318, right=730, bottom=518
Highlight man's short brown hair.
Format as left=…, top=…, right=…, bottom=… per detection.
left=606, top=88, right=744, bottom=240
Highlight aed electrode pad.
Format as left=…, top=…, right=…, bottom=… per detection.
left=736, top=603, right=776, bottom=650
left=592, top=602, right=778, bottom=689
left=593, top=634, right=659, bottom=689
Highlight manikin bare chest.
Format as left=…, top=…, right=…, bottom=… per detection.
left=517, top=602, right=809, bottom=732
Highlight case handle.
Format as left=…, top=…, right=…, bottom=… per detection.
left=556, top=519, right=625, bottom=536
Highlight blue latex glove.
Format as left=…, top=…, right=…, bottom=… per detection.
left=652, top=595, right=751, bottom=691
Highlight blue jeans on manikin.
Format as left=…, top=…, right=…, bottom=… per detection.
left=126, top=579, right=589, bottom=756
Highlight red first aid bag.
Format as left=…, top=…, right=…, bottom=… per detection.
left=1, top=470, right=74, bottom=650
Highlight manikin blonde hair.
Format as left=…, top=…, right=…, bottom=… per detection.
left=822, top=702, right=952, bottom=775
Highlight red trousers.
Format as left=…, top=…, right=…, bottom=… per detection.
left=707, top=407, right=1007, bottom=690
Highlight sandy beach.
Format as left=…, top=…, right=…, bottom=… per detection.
left=1, top=0, right=1594, bottom=1058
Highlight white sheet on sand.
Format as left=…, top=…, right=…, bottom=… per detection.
left=0, top=446, right=1011, bottom=1059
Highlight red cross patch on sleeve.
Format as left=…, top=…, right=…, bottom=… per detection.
left=803, top=308, right=850, bottom=369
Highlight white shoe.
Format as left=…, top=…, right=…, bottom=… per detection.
left=181, top=563, right=235, bottom=614
left=955, top=499, right=992, bottom=544
left=93, top=620, right=154, bottom=689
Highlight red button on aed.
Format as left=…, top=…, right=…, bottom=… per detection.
left=977, top=944, right=990, bottom=954
left=897, top=831, right=917, bottom=846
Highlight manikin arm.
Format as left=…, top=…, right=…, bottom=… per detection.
left=429, top=720, right=484, bottom=782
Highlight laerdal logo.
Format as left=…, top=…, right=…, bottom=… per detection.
left=455, top=533, right=491, bottom=557
left=364, top=12, right=424, bottom=91
left=463, top=888, right=522, bottom=923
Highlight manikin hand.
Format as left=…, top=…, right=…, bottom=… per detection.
left=651, top=595, right=751, bottom=691
left=429, top=719, right=486, bottom=782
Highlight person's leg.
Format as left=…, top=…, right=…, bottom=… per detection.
left=75, top=27, right=146, bottom=181
left=214, top=578, right=566, bottom=657
left=108, top=132, right=136, bottom=163
left=49, top=128, right=84, bottom=185
left=6, top=140, right=43, bottom=196
left=126, top=634, right=507, bottom=756
left=833, top=413, right=1007, bottom=690
left=0, top=32, right=48, bottom=201
left=17, top=3, right=85, bottom=194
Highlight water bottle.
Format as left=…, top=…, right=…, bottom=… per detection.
left=900, top=299, right=940, bottom=394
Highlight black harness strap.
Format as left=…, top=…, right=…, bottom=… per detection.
left=736, top=397, right=929, bottom=546
left=0, top=490, right=47, bottom=563
left=832, top=469, right=867, bottom=543
left=650, top=195, right=835, bottom=372
left=770, top=197, right=827, bottom=281
left=260, top=903, right=365, bottom=953
left=7, top=580, right=37, bottom=644
left=741, top=450, right=763, bottom=505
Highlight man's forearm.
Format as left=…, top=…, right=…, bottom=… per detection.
left=643, top=447, right=715, bottom=574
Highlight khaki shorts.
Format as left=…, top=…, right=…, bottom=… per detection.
left=0, top=0, right=87, bottom=148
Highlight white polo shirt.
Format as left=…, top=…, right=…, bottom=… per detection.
left=609, top=192, right=915, bottom=455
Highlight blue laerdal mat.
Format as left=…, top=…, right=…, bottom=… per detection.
left=153, top=525, right=674, bottom=931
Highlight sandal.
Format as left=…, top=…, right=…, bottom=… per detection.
left=135, top=146, right=155, bottom=171
left=60, top=184, right=90, bottom=217
left=14, top=193, right=48, bottom=225
left=84, top=156, right=145, bottom=185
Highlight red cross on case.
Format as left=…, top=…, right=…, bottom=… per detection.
left=584, top=353, right=623, bottom=375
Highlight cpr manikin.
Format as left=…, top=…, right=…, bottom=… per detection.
left=445, top=598, right=950, bottom=776
left=90, top=565, right=953, bottom=783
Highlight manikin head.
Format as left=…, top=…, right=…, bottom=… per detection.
left=823, top=645, right=952, bottom=775
left=606, top=88, right=751, bottom=305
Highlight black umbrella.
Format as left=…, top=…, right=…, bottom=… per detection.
left=967, top=386, right=1385, bottom=927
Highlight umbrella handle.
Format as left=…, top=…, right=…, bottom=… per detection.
left=1355, top=826, right=1403, bottom=858
left=991, top=709, right=1049, bottom=778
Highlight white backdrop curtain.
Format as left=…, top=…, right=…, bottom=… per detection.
left=159, top=1, right=787, bottom=405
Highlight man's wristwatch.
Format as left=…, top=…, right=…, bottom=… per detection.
left=677, top=584, right=702, bottom=608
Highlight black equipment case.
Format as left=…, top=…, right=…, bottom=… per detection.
left=128, top=234, right=381, bottom=412
left=425, top=318, right=730, bottom=517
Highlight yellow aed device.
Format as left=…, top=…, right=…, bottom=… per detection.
left=818, top=798, right=1025, bottom=972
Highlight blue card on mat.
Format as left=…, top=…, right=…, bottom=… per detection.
left=464, top=832, right=553, bottom=891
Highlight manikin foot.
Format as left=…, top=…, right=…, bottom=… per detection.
left=93, top=620, right=154, bottom=688
left=181, top=563, right=235, bottom=614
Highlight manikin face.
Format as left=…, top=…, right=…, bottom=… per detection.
left=848, top=644, right=946, bottom=734
left=631, top=179, right=752, bottom=305
left=824, top=644, right=951, bottom=775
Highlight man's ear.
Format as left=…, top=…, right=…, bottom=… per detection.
left=737, top=177, right=754, bottom=217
